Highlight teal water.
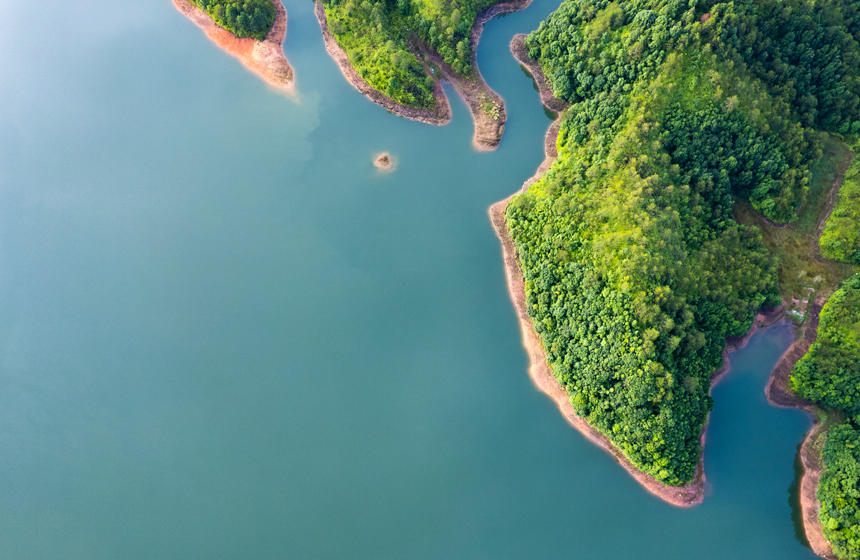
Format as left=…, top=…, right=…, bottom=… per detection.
left=0, top=0, right=820, bottom=558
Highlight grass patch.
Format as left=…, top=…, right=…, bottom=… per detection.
left=734, top=136, right=857, bottom=307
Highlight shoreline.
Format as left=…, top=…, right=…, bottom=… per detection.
left=489, top=108, right=701, bottom=507
left=313, top=1, right=452, bottom=126
left=173, top=0, right=294, bottom=91
left=314, top=0, right=536, bottom=149
left=490, top=196, right=707, bottom=506
left=507, top=36, right=566, bottom=190
left=762, top=146, right=855, bottom=560
left=509, top=35, right=569, bottom=115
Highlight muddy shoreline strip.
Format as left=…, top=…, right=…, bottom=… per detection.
left=314, top=0, right=536, bottom=149
left=508, top=35, right=568, bottom=189
left=174, top=0, right=294, bottom=90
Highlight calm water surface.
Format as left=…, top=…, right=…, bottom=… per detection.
left=0, top=0, right=821, bottom=558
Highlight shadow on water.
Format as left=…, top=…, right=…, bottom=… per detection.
left=518, top=64, right=557, bottom=120
left=789, top=442, right=812, bottom=549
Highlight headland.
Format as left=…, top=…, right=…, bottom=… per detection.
left=315, top=0, right=539, bottom=150
left=174, top=0, right=294, bottom=91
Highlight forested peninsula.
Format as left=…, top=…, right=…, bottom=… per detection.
left=174, top=0, right=294, bottom=90
left=315, top=0, right=535, bottom=148
left=492, top=0, right=860, bottom=523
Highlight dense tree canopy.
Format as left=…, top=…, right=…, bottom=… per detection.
left=320, top=0, right=496, bottom=107
left=526, top=0, right=860, bottom=138
left=788, top=265, right=860, bottom=560
left=194, top=0, right=276, bottom=40
left=505, top=0, right=860, bottom=485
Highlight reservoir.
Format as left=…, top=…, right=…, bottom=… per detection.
left=0, top=0, right=821, bottom=557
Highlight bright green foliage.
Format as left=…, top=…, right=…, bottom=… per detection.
left=507, top=51, right=788, bottom=484
left=504, top=0, right=857, bottom=485
left=526, top=0, right=860, bottom=136
left=791, top=276, right=860, bottom=416
left=321, top=0, right=492, bottom=108
left=194, top=0, right=276, bottom=40
left=821, top=157, right=860, bottom=265
left=819, top=423, right=860, bottom=560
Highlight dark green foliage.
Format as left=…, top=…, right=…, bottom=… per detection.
left=194, top=0, right=275, bottom=40
left=791, top=276, right=860, bottom=416
left=662, top=105, right=803, bottom=224
left=321, top=0, right=492, bottom=108
left=819, top=423, right=860, bottom=559
left=504, top=0, right=859, bottom=484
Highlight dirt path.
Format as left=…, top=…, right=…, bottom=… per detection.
left=314, top=0, right=536, bottom=149
left=174, top=0, right=294, bottom=91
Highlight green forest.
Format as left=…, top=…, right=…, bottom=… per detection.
left=194, top=0, right=276, bottom=40
left=319, top=0, right=496, bottom=107
left=821, top=154, right=860, bottom=265
left=791, top=276, right=860, bottom=559
left=506, top=0, right=860, bottom=486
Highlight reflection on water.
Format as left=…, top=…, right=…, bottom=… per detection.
left=789, top=442, right=812, bottom=548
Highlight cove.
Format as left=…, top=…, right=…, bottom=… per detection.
left=0, top=0, right=824, bottom=558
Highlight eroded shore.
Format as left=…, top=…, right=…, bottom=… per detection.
left=765, top=297, right=836, bottom=560
left=314, top=0, right=536, bottom=149
left=174, top=0, right=294, bottom=90
left=510, top=35, right=568, bottom=115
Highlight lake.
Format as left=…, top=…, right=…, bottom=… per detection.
left=0, top=0, right=821, bottom=557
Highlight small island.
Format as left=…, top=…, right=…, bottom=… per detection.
left=373, top=152, right=395, bottom=171
left=174, top=0, right=294, bottom=91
